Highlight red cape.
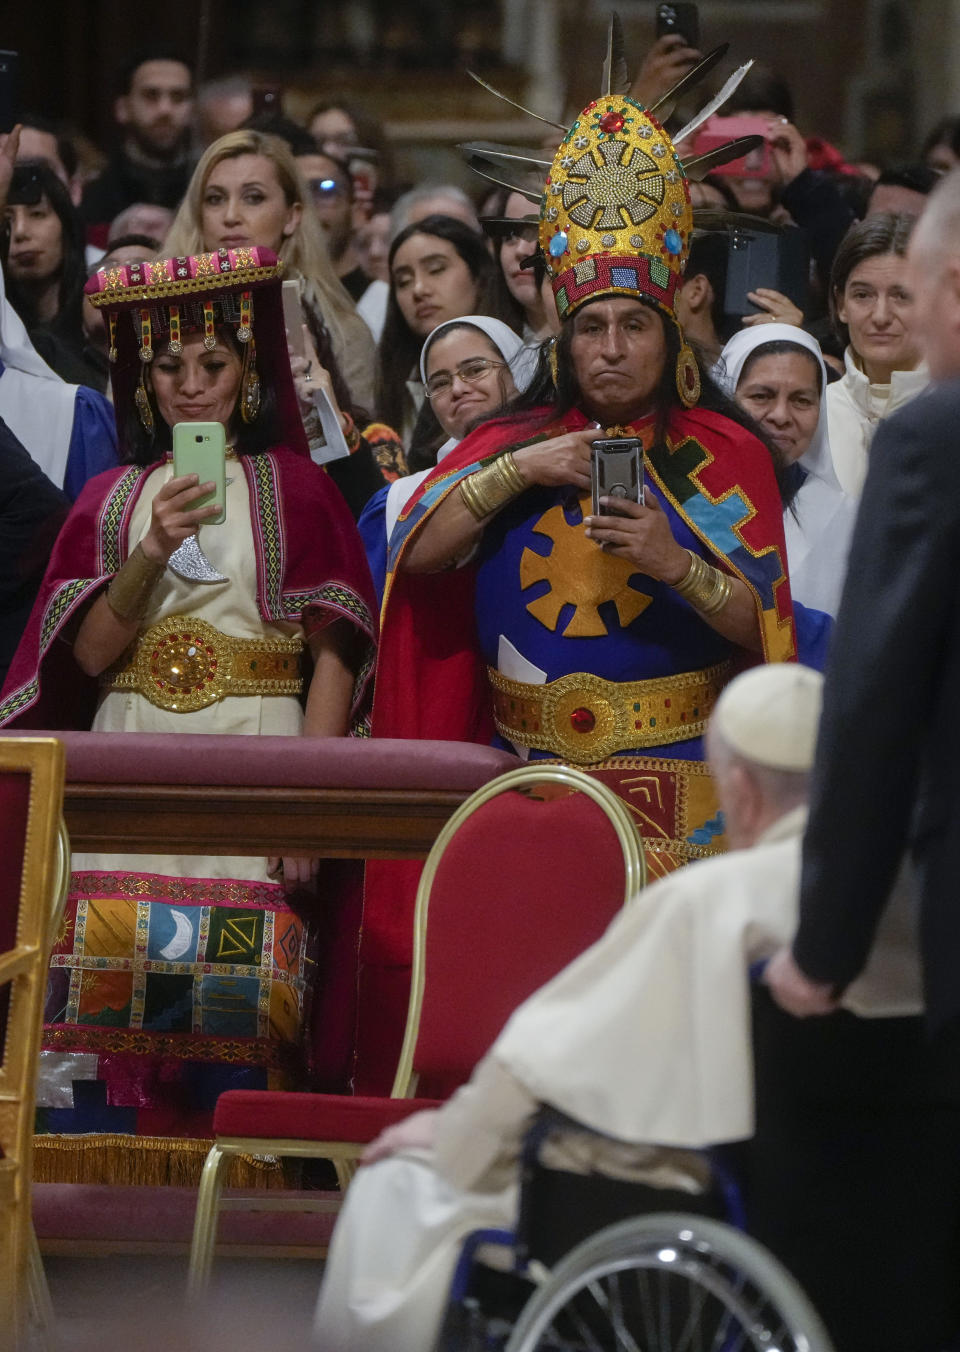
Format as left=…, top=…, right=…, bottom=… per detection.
left=373, top=402, right=795, bottom=744
left=0, top=447, right=377, bottom=731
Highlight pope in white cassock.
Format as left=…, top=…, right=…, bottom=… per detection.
left=314, top=663, right=921, bottom=1352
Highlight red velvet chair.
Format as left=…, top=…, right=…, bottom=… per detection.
left=187, top=762, right=645, bottom=1293
left=0, top=737, right=69, bottom=1344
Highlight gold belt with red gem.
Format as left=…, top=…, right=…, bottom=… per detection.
left=487, top=661, right=732, bottom=765
left=104, top=614, right=303, bottom=713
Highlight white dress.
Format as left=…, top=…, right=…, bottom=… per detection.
left=36, top=462, right=317, bottom=1186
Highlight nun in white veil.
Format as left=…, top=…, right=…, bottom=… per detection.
left=358, top=316, right=537, bottom=605
left=721, top=323, right=857, bottom=620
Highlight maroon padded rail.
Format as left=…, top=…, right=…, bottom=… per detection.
left=0, top=732, right=519, bottom=859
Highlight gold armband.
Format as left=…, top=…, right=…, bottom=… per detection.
left=106, top=543, right=166, bottom=623
left=457, top=452, right=526, bottom=523
left=672, top=550, right=734, bottom=617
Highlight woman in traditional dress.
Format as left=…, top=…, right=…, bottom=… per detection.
left=0, top=247, right=377, bottom=1184
left=162, top=131, right=393, bottom=514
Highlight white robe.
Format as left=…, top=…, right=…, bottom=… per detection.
left=314, top=807, right=921, bottom=1351
left=826, top=347, right=929, bottom=497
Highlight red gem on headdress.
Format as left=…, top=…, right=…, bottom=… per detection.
left=599, top=111, right=625, bottom=134
left=570, top=707, right=596, bottom=734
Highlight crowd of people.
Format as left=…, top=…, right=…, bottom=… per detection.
left=2, top=25, right=960, bottom=1352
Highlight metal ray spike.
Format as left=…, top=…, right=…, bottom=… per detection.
left=458, top=140, right=553, bottom=169
left=462, top=154, right=544, bottom=204
left=647, top=44, right=730, bottom=118
left=601, top=11, right=630, bottom=97
left=681, top=135, right=765, bottom=180
left=673, top=61, right=755, bottom=148
left=466, top=70, right=566, bottom=132
left=167, top=533, right=229, bottom=584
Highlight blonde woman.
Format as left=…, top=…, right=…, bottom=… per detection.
left=163, top=129, right=377, bottom=414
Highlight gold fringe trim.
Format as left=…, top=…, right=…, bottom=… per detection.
left=32, top=1134, right=294, bottom=1189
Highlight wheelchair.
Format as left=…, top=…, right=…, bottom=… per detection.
left=436, top=1106, right=835, bottom=1352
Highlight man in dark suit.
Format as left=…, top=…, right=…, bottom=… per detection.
left=765, top=168, right=960, bottom=1351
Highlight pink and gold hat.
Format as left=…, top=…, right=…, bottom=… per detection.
left=84, top=246, right=307, bottom=454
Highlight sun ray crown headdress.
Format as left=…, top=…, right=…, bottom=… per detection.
left=462, top=14, right=759, bottom=344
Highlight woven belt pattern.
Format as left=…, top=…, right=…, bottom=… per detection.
left=488, top=662, right=732, bottom=765
left=105, top=614, right=303, bottom=713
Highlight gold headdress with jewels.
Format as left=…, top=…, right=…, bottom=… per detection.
left=462, top=15, right=761, bottom=405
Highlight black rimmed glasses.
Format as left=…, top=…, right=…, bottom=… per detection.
left=424, top=357, right=507, bottom=399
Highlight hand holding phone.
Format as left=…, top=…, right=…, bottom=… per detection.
left=655, top=3, right=700, bottom=50
left=591, top=438, right=644, bottom=516
left=282, top=279, right=306, bottom=359
left=172, top=423, right=227, bottom=524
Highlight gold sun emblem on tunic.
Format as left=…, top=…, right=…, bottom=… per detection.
left=519, top=497, right=652, bottom=637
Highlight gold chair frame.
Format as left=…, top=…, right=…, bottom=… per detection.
left=187, top=763, right=645, bottom=1295
left=0, top=738, right=69, bottom=1350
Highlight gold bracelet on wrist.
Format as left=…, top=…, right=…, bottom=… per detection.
left=671, top=550, right=733, bottom=616
left=106, top=542, right=166, bottom=623
left=457, top=453, right=527, bottom=523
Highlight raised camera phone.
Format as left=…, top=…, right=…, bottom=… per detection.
left=172, top=422, right=227, bottom=526
left=281, top=278, right=307, bottom=359
left=591, top=438, right=644, bottom=516
left=0, top=51, right=18, bottom=136
left=7, top=162, right=42, bottom=207
left=688, top=114, right=772, bottom=179
left=655, top=3, right=700, bottom=49
left=723, top=226, right=810, bottom=319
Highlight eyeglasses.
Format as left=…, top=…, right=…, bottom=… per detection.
left=308, top=177, right=349, bottom=201
left=424, top=357, right=507, bottom=399
left=501, top=224, right=538, bottom=246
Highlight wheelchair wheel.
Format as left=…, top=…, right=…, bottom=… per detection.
left=503, top=1212, right=835, bottom=1352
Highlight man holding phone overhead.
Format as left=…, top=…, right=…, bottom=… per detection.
left=361, top=16, right=797, bottom=1091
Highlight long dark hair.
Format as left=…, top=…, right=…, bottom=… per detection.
left=2, top=160, right=87, bottom=347
left=376, top=214, right=515, bottom=431
left=122, top=328, right=283, bottom=467
left=477, top=300, right=795, bottom=507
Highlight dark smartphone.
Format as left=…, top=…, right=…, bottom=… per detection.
left=251, top=84, right=281, bottom=118
left=723, top=227, right=810, bottom=318
left=0, top=50, right=19, bottom=135
left=655, top=3, right=700, bottom=49
left=7, top=162, right=42, bottom=207
left=591, top=438, right=644, bottom=516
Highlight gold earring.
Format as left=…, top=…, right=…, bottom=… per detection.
left=548, top=337, right=559, bottom=388
left=240, top=339, right=260, bottom=424
left=134, top=377, right=155, bottom=436
left=676, top=342, right=701, bottom=408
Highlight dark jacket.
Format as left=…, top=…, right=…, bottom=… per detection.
left=794, top=380, right=960, bottom=1029
left=80, top=147, right=192, bottom=237
left=0, top=417, right=68, bottom=684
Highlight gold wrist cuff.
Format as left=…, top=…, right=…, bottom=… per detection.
left=457, top=453, right=527, bottom=522
left=106, top=543, right=166, bottom=622
left=672, top=550, right=733, bottom=616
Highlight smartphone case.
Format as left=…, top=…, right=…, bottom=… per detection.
left=172, top=422, right=227, bottom=525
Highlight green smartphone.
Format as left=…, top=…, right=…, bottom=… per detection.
left=172, top=422, right=227, bottom=525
